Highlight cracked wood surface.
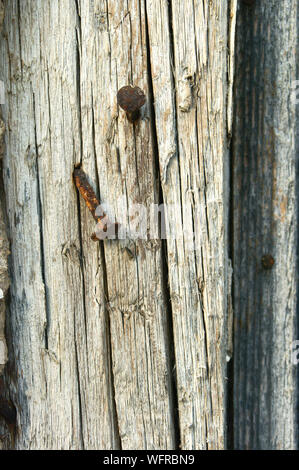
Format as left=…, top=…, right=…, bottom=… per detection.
left=145, top=0, right=231, bottom=449
left=0, top=0, right=232, bottom=449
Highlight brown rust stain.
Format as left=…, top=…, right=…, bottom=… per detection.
left=73, top=168, right=101, bottom=221
left=73, top=168, right=121, bottom=240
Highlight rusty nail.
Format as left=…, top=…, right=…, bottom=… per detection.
left=117, top=85, right=146, bottom=123
left=74, top=169, right=101, bottom=221
left=73, top=168, right=119, bottom=241
left=261, top=254, right=275, bottom=270
left=91, top=232, right=100, bottom=242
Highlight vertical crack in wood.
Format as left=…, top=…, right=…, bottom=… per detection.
left=91, top=87, right=101, bottom=199
left=73, top=182, right=89, bottom=450
left=32, top=91, right=50, bottom=351
left=144, top=0, right=180, bottom=449
left=75, top=0, right=82, bottom=167
left=75, top=0, right=121, bottom=448
left=74, top=1, right=88, bottom=448
left=166, top=1, right=184, bottom=223
left=227, top=66, right=235, bottom=452
left=73, top=313, right=85, bottom=449
left=98, top=241, right=122, bottom=450
left=83, top=4, right=121, bottom=448
left=93, top=0, right=122, bottom=450
left=167, top=0, right=211, bottom=448
left=226, top=0, right=237, bottom=450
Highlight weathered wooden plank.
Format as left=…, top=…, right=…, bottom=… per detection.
left=0, top=0, right=117, bottom=449
left=77, top=0, right=176, bottom=449
left=0, top=0, right=237, bottom=450
left=146, top=0, right=233, bottom=449
left=233, top=0, right=298, bottom=449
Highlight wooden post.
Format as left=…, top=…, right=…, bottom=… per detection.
left=0, top=0, right=297, bottom=451
left=232, top=0, right=298, bottom=450
left=0, top=0, right=233, bottom=449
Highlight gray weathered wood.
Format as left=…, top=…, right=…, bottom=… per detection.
left=0, top=0, right=233, bottom=449
left=232, top=0, right=298, bottom=450
left=0, top=0, right=8, bottom=378
left=2, top=0, right=297, bottom=452
left=77, top=0, right=176, bottom=450
left=0, top=0, right=117, bottom=449
left=146, top=0, right=235, bottom=449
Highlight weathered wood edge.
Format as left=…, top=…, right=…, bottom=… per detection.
left=232, top=0, right=298, bottom=449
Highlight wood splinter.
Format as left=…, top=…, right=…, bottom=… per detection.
left=73, top=168, right=119, bottom=240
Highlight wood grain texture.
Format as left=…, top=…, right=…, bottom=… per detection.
left=0, top=0, right=8, bottom=377
left=146, top=0, right=232, bottom=449
left=0, top=0, right=236, bottom=450
left=0, top=123, right=9, bottom=375
left=0, top=0, right=117, bottom=449
left=77, top=0, right=176, bottom=449
left=232, top=0, right=298, bottom=450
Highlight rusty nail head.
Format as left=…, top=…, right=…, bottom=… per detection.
left=117, top=85, right=146, bottom=123
left=73, top=168, right=119, bottom=241
left=261, top=254, right=275, bottom=270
